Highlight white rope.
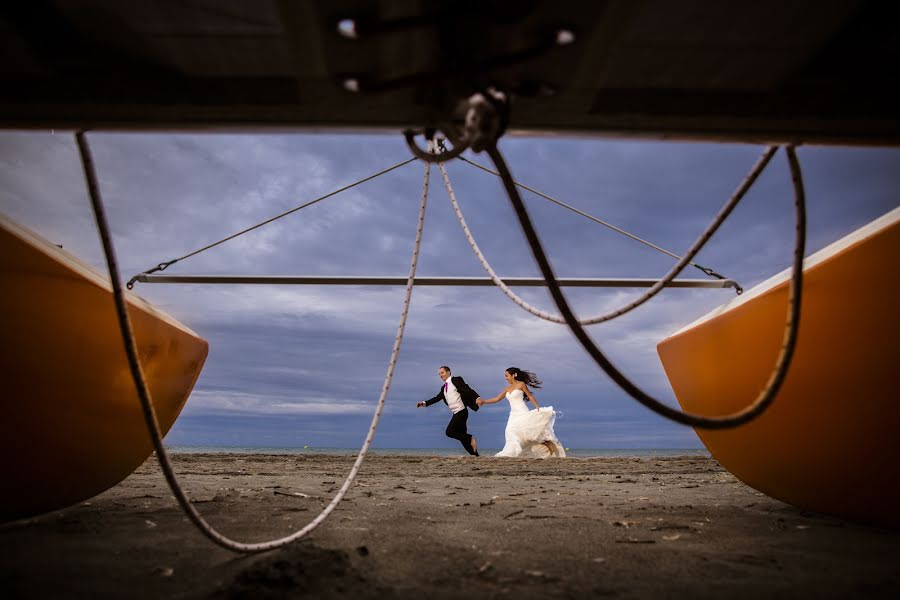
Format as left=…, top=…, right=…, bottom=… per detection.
left=78, top=130, right=431, bottom=553
left=438, top=146, right=777, bottom=326
left=438, top=161, right=567, bottom=323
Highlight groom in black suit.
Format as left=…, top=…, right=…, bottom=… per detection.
left=416, top=365, right=481, bottom=456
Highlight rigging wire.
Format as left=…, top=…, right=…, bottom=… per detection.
left=455, top=154, right=740, bottom=290
left=127, top=156, right=417, bottom=289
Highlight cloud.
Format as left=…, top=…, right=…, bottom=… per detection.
left=3, top=130, right=898, bottom=449
left=185, top=390, right=374, bottom=416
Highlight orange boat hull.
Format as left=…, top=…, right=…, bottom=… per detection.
left=657, top=208, right=900, bottom=527
left=1, top=214, right=208, bottom=521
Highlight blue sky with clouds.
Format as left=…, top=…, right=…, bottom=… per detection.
left=1, top=131, right=897, bottom=450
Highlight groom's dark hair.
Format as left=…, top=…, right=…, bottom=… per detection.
left=440, top=365, right=451, bottom=373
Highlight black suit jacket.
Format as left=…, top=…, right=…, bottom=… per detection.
left=424, top=376, right=480, bottom=412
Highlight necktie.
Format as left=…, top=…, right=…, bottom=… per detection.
left=443, top=382, right=448, bottom=392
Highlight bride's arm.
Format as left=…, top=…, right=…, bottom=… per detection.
left=485, top=391, right=506, bottom=403
left=477, top=389, right=507, bottom=406
left=523, top=386, right=541, bottom=409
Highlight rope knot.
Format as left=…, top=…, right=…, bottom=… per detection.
left=462, top=88, right=509, bottom=153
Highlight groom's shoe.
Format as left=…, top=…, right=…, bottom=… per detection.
left=472, top=436, right=479, bottom=457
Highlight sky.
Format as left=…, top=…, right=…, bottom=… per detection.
left=1, top=131, right=897, bottom=450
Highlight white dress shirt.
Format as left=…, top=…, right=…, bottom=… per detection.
left=443, top=376, right=465, bottom=414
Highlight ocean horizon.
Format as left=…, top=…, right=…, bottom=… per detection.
left=167, top=445, right=710, bottom=458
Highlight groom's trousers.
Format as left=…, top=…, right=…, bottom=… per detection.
left=446, top=408, right=477, bottom=455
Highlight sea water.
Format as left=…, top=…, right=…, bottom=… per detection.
left=167, top=446, right=709, bottom=458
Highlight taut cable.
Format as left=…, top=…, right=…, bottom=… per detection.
left=456, top=154, right=741, bottom=292
left=127, top=156, right=417, bottom=289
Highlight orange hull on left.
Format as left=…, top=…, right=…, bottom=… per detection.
left=0, top=213, right=208, bottom=522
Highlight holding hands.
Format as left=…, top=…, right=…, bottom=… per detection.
left=416, top=401, right=426, bottom=408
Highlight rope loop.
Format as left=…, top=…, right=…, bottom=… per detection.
left=404, top=128, right=464, bottom=163
left=405, top=87, right=509, bottom=163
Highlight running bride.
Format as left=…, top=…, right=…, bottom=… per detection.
left=476, top=367, right=566, bottom=458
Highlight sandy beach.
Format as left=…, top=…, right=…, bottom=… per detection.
left=2, top=453, right=899, bottom=599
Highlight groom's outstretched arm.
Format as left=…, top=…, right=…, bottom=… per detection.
left=419, top=392, right=444, bottom=408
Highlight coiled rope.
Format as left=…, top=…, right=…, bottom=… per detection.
left=77, top=131, right=431, bottom=552
left=438, top=146, right=775, bottom=326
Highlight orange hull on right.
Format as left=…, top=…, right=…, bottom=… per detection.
left=658, top=207, right=900, bottom=527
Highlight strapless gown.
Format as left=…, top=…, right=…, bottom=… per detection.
left=495, top=389, right=565, bottom=458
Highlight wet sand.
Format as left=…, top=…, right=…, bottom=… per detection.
left=2, top=454, right=899, bottom=599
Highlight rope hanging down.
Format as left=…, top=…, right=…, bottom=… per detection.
left=126, top=156, right=417, bottom=289
left=485, top=141, right=806, bottom=430
left=455, top=154, right=740, bottom=291
left=77, top=130, right=432, bottom=553
left=437, top=146, right=774, bottom=326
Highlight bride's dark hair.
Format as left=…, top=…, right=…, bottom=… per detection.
left=506, top=367, right=542, bottom=389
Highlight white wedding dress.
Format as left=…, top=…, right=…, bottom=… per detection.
left=495, top=389, right=566, bottom=458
